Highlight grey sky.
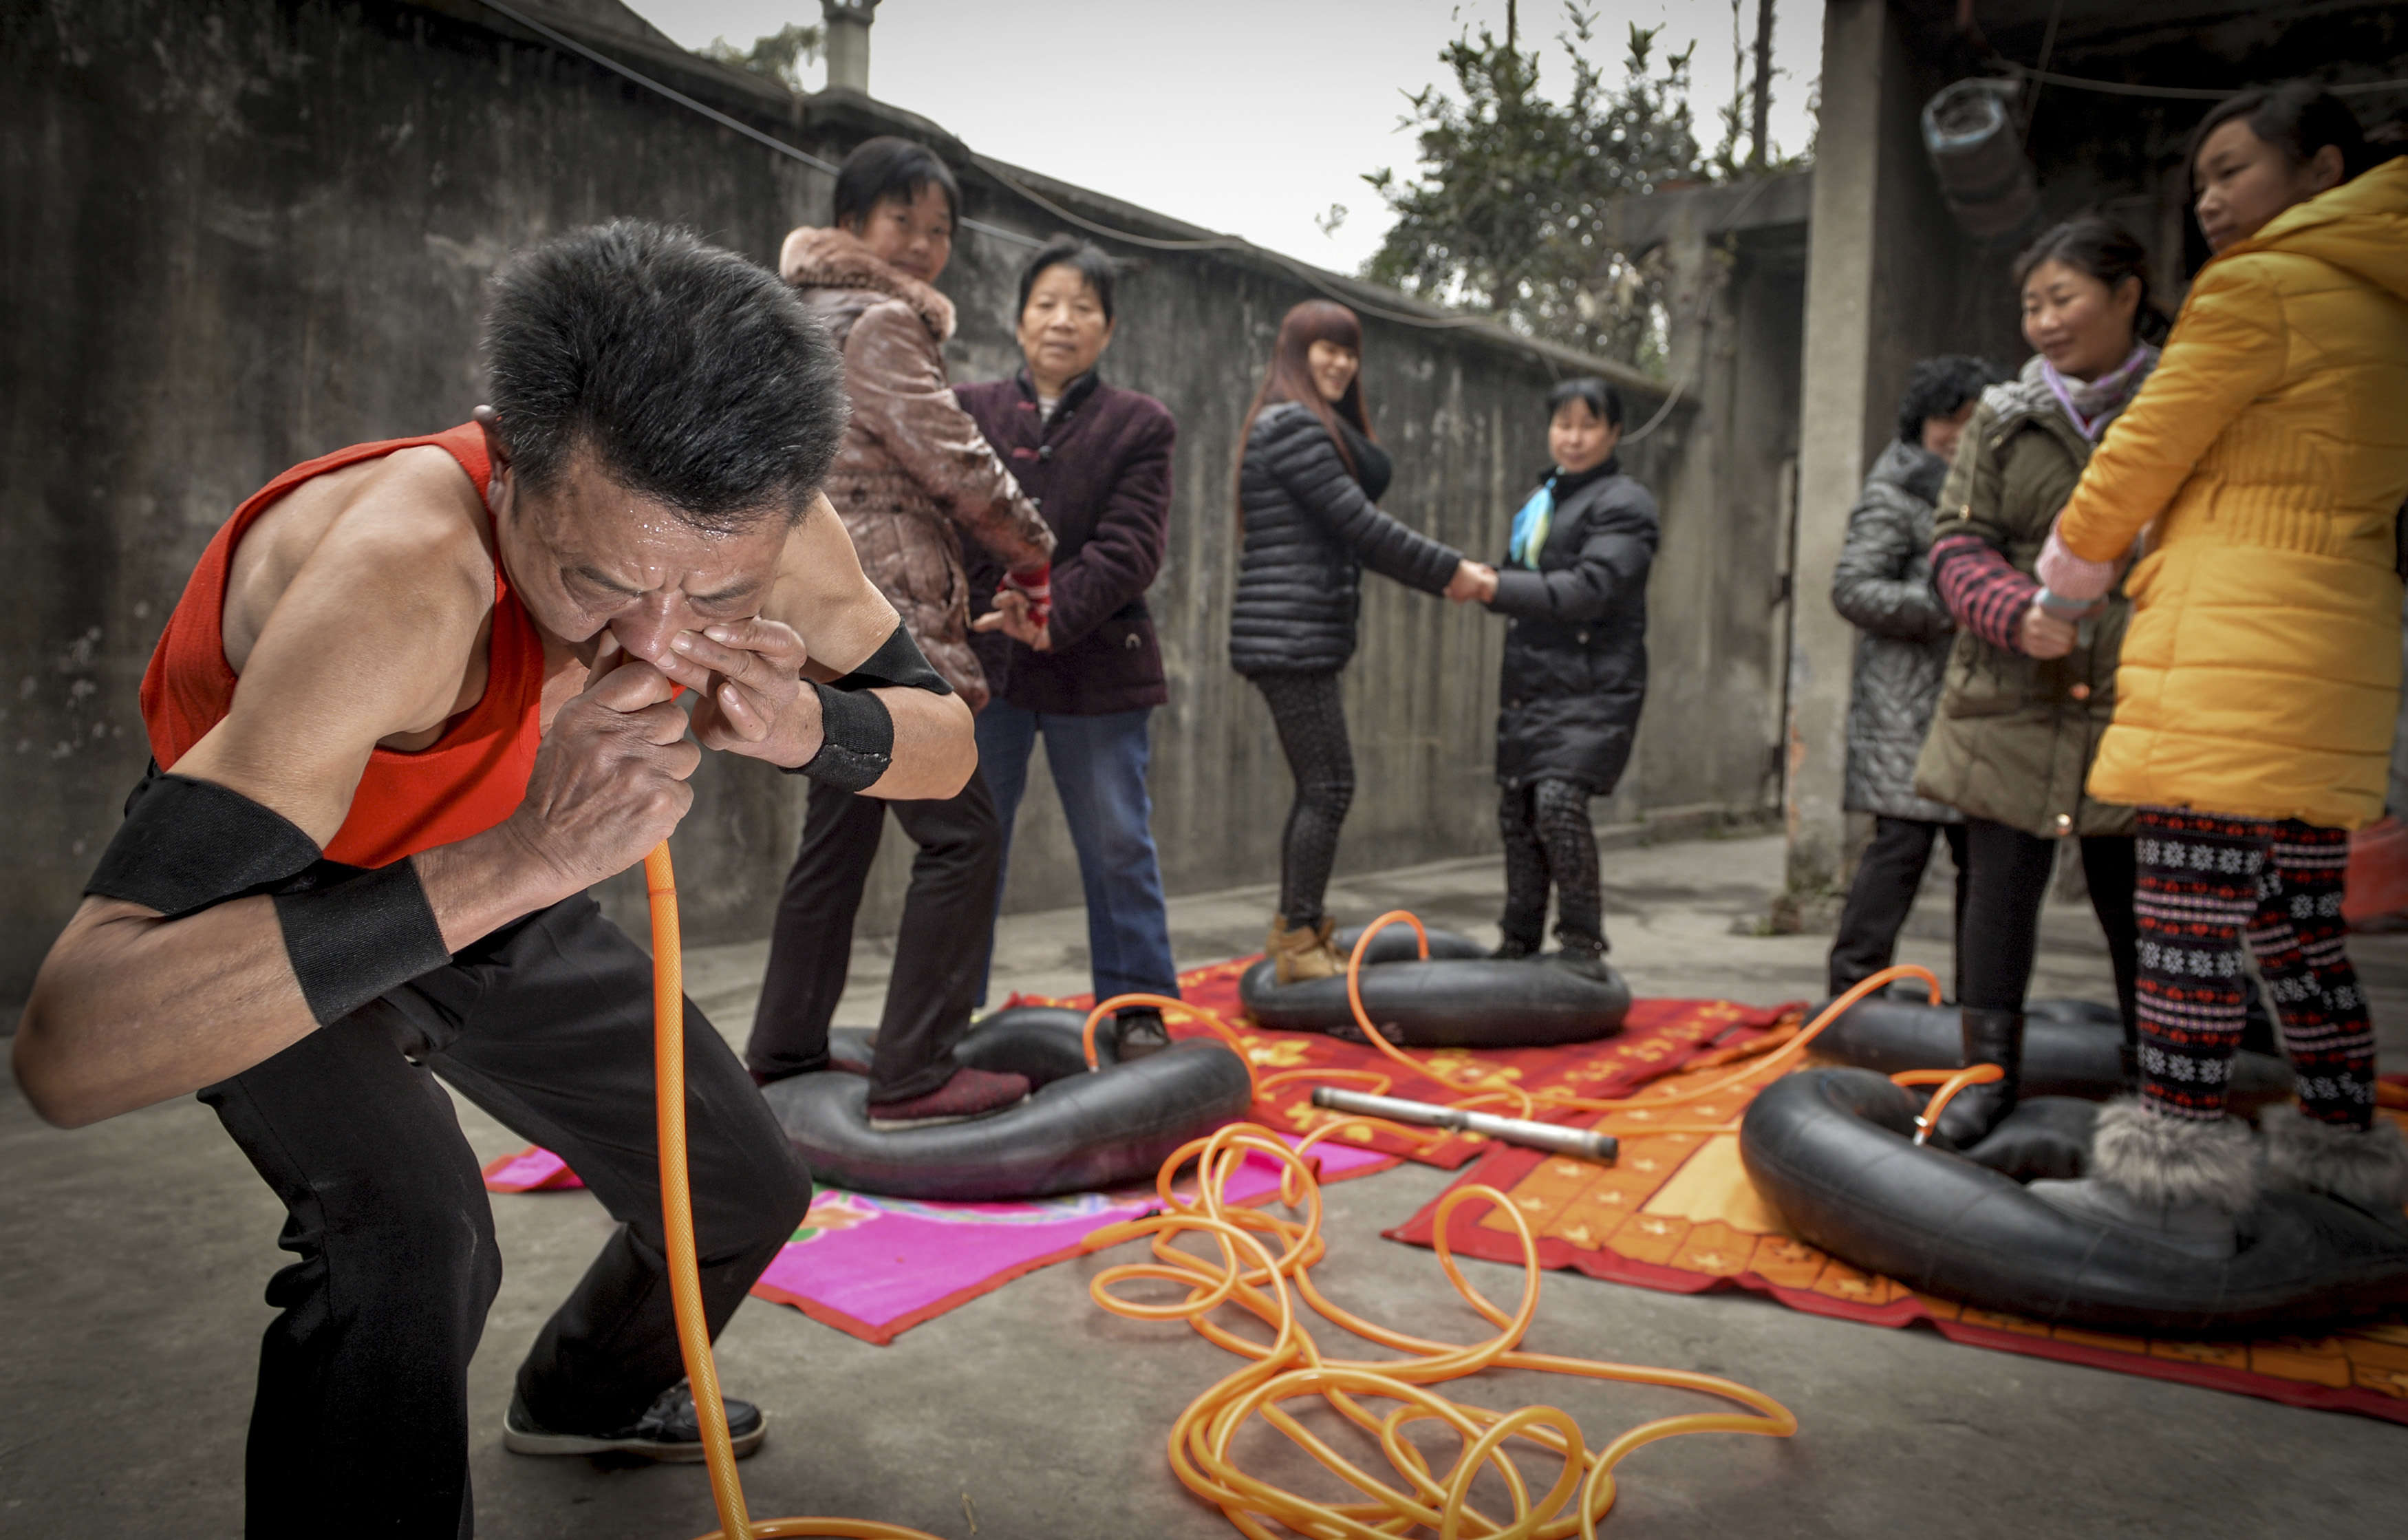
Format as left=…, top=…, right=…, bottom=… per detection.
left=629, top=1, right=1823, bottom=272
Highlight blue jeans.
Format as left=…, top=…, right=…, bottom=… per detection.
left=976, top=700, right=1180, bottom=1007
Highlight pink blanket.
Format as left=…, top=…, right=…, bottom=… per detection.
left=483, top=1140, right=1394, bottom=1345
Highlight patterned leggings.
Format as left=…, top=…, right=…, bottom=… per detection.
left=1498, top=778, right=1604, bottom=954
left=1252, top=671, right=1354, bottom=928
left=2134, top=806, right=2372, bottom=1126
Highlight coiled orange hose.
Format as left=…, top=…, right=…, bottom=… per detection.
left=1076, top=1122, right=1798, bottom=1538
left=652, top=866, right=1948, bottom=1538
left=645, top=844, right=943, bottom=1540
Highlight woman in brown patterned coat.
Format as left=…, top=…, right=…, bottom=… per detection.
left=745, top=138, right=1055, bottom=1129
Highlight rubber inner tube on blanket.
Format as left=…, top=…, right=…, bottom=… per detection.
left=758, top=1005, right=1253, bottom=1201
left=1738, top=1065, right=2408, bottom=1334
left=1238, top=925, right=1630, bottom=1047
left=1812, top=994, right=2294, bottom=1116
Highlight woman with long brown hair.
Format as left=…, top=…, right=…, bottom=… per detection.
left=1229, top=300, right=1489, bottom=982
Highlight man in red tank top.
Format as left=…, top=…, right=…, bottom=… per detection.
left=12, top=223, right=977, bottom=1536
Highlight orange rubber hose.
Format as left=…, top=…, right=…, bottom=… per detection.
left=1324, top=912, right=1988, bottom=1152
left=1082, top=992, right=1260, bottom=1100
left=1073, top=920, right=1964, bottom=1165
left=1079, top=1122, right=1798, bottom=1538
left=645, top=844, right=943, bottom=1540
left=1892, top=1063, right=2008, bottom=1145
left=1340, top=911, right=1948, bottom=1123
left=645, top=875, right=1917, bottom=1539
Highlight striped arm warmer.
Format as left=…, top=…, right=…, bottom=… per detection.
left=1930, top=532, right=2041, bottom=654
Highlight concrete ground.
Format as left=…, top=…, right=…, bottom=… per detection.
left=4, top=831, right=2403, bottom=1537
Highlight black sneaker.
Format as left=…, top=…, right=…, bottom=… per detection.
left=504, top=1381, right=766, bottom=1462
left=1111, top=1007, right=1174, bottom=1061
left=1491, top=937, right=1540, bottom=961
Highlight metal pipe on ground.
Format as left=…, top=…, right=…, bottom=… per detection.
left=1309, top=1087, right=1619, bottom=1163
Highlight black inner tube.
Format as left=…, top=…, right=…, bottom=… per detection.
left=1814, top=995, right=2294, bottom=1114
left=760, top=1006, right=1253, bottom=1201
left=1238, top=926, right=1628, bottom=1048
left=1739, top=1066, right=2408, bottom=1334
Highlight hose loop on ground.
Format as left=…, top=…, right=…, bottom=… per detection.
left=1081, top=1122, right=1798, bottom=1537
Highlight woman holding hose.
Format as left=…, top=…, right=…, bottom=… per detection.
left=2028, top=85, right=2408, bottom=1250
left=1229, top=301, right=1490, bottom=983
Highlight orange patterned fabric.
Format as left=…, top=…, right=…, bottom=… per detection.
left=1391, top=1055, right=2408, bottom=1424
left=1013, top=956, right=1799, bottom=1169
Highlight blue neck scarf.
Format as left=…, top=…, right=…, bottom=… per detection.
left=1509, top=478, right=1555, bottom=568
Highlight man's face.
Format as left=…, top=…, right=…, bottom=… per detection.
left=492, top=446, right=791, bottom=672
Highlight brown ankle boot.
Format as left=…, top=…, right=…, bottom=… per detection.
left=1266, top=915, right=1342, bottom=985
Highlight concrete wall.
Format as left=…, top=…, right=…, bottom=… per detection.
left=1787, top=0, right=1997, bottom=895
left=0, top=0, right=1792, bottom=1004
left=1632, top=195, right=1808, bottom=831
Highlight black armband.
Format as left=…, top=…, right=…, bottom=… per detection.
left=83, top=770, right=451, bottom=1026
left=795, top=681, right=894, bottom=792
left=789, top=622, right=949, bottom=791
left=827, top=621, right=953, bottom=696
left=85, top=772, right=323, bottom=918
left=271, top=861, right=453, bottom=1025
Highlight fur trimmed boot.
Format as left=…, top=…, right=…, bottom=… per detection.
left=2261, top=1106, right=2408, bottom=1215
left=1266, top=915, right=1342, bottom=985
left=2029, top=1097, right=2260, bottom=1259
left=1933, top=1007, right=2023, bottom=1149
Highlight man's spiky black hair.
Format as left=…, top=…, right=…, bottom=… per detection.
left=482, top=220, right=848, bottom=529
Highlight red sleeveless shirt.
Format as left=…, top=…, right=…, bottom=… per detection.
left=139, top=425, right=545, bottom=868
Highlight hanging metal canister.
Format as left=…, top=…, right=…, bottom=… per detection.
left=1922, top=78, right=2040, bottom=241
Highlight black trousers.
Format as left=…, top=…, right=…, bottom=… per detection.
left=1250, top=670, right=1354, bottom=929
left=1827, top=816, right=1969, bottom=997
left=745, top=769, right=1000, bottom=1100
left=199, top=892, right=812, bottom=1539
left=1957, top=817, right=2140, bottom=1029
left=1498, top=778, right=1605, bottom=952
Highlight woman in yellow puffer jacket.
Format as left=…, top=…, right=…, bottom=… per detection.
left=2028, top=85, right=2408, bottom=1250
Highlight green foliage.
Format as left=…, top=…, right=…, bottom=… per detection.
left=701, top=21, right=823, bottom=94
left=1364, top=4, right=1774, bottom=370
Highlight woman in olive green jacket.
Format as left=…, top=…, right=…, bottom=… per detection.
left=1909, top=216, right=2161, bottom=1147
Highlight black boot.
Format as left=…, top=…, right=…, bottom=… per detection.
left=1934, top=1007, right=2022, bottom=1149
left=1109, top=1006, right=1174, bottom=1061
left=1538, top=934, right=1613, bottom=982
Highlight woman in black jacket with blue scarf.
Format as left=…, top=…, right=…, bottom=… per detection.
left=1473, top=377, right=1659, bottom=975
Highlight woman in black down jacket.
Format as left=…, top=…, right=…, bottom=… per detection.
left=1232, top=300, right=1487, bottom=982
left=1468, top=377, right=1658, bottom=976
